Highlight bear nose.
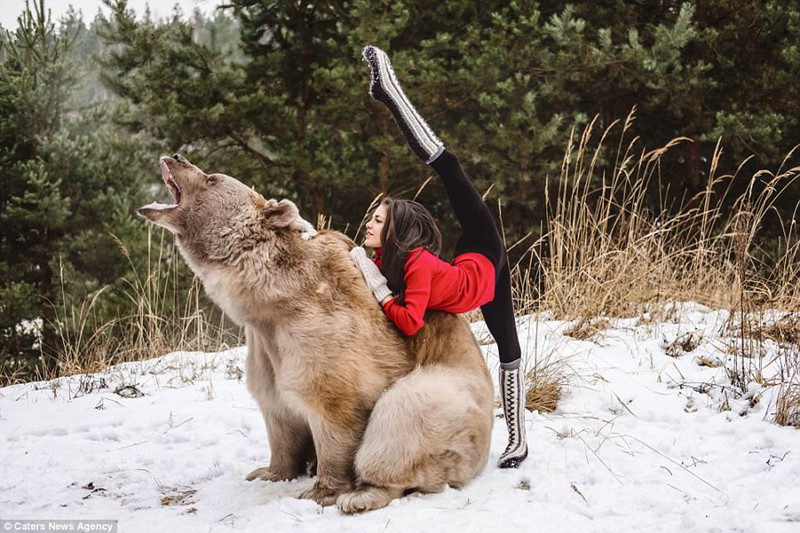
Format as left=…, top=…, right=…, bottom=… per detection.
left=173, top=153, right=186, bottom=163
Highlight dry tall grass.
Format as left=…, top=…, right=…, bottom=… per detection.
left=529, top=111, right=800, bottom=317
left=510, top=109, right=800, bottom=426
left=41, top=227, right=241, bottom=382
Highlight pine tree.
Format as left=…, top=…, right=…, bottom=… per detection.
left=0, top=1, right=151, bottom=377
left=94, top=0, right=800, bottom=255
left=0, top=2, right=76, bottom=371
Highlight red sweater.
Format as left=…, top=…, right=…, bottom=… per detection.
left=374, top=248, right=495, bottom=336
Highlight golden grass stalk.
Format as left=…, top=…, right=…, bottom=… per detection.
left=33, top=227, right=241, bottom=383
left=509, top=109, right=800, bottom=423
left=515, top=109, right=800, bottom=319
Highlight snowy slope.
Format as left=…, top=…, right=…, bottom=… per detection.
left=2, top=305, right=799, bottom=533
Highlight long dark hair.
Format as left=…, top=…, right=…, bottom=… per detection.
left=378, top=197, right=442, bottom=303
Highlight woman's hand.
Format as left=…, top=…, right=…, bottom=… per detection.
left=349, top=247, right=393, bottom=303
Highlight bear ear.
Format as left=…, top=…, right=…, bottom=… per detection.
left=262, top=198, right=300, bottom=229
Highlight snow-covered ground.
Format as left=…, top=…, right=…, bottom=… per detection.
left=1, top=303, right=799, bottom=532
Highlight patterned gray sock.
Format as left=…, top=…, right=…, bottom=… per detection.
left=498, top=365, right=529, bottom=468
left=363, top=45, right=445, bottom=164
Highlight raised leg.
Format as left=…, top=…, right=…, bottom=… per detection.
left=363, top=45, right=444, bottom=163
left=430, top=150, right=505, bottom=265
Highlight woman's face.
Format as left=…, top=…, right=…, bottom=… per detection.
left=364, top=203, right=388, bottom=249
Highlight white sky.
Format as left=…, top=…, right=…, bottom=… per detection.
left=1, top=0, right=224, bottom=30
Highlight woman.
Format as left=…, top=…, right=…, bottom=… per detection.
left=349, top=46, right=528, bottom=469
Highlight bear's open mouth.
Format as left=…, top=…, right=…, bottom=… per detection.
left=162, top=160, right=182, bottom=205
left=138, top=159, right=182, bottom=213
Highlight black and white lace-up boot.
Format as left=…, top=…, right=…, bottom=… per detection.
left=362, top=45, right=445, bottom=164
left=498, top=365, right=529, bottom=468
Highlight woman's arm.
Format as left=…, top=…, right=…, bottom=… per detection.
left=381, top=251, right=433, bottom=335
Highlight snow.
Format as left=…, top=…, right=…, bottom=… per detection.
left=2, top=303, right=799, bottom=532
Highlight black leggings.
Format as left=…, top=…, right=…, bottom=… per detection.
left=430, top=150, right=522, bottom=365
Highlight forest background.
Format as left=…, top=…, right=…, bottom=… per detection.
left=1, top=0, right=799, bottom=383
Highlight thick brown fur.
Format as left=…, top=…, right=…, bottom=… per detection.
left=138, top=156, right=493, bottom=513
